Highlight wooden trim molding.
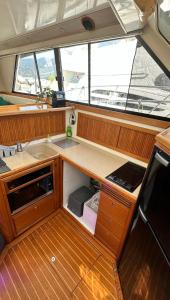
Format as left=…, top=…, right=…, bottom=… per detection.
left=0, top=91, right=38, bottom=100
left=155, top=127, right=170, bottom=151
left=74, top=103, right=170, bottom=129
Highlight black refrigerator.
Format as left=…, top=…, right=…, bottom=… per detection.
left=118, top=146, right=170, bottom=300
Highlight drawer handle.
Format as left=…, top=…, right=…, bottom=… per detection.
left=34, top=206, right=38, bottom=209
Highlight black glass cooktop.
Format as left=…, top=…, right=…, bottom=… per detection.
left=106, top=162, right=146, bottom=192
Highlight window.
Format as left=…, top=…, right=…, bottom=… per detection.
left=60, top=44, right=88, bottom=103
left=36, top=49, right=58, bottom=90
left=13, top=37, right=170, bottom=120
left=127, top=41, right=170, bottom=118
left=157, top=0, right=170, bottom=44
left=14, top=50, right=59, bottom=95
left=14, top=53, right=40, bottom=94
left=90, top=38, right=137, bottom=109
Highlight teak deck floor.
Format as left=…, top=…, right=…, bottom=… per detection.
left=0, top=210, right=123, bottom=300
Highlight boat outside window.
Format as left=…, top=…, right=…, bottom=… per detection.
left=13, top=36, right=170, bottom=120
left=60, top=44, right=88, bottom=103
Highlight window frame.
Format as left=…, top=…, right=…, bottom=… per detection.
left=12, top=37, right=170, bottom=121
left=157, top=2, right=170, bottom=45
left=13, top=48, right=62, bottom=96
left=13, top=52, right=42, bottom=96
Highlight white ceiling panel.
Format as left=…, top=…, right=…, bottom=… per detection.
left=0, top=0, right=109, bottom=43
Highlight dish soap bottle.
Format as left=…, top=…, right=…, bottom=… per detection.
left=66, top=125, right=72, bottom=137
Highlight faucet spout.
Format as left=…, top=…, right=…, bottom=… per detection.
left=16, top=143, right=23, bottom=152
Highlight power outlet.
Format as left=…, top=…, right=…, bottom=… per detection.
left=69, top=112, right=76, bottom=125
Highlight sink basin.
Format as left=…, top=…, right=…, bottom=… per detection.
left=26, top=143, right=58, bottom=160
left=53, top=138, right=79, bottom=149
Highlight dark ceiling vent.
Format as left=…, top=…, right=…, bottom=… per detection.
left=81, top=17, right=95, bottom=31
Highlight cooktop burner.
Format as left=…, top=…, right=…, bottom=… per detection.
left=106, top=162, right=146, bottom=192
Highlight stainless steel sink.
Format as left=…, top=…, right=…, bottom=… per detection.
left=53, top=138, right=79, bottom=149
left=26, top=143, right=58, bottom=160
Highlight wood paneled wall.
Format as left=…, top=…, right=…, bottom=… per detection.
left=74, top=104, right=170, bottom=129
left=0, top=111, right=65, bottom=145
left=77, top=112, right=159, bottom=161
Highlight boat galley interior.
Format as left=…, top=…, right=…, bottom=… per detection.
left=0, top=0, right=170, bottom=299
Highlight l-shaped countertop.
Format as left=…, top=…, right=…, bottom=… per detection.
left=1, top=135, right=147, bottom=201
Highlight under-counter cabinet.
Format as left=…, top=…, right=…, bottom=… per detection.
left=95, top=186, right=136, bottom=257
left=62, top=160, right=137, bottom=257
left=62, top=161, right=96, bottom=233
left=0, top=158, right=60, bottom=239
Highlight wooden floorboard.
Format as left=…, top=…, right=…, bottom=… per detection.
left=0, top=210, right=123, bottom=300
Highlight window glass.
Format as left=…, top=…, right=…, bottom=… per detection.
left=90, top=38, right=137, bottom=109
left=60, top=44, right=88, bottom=103
left=14, top=53, right=40, bottom=94
left=36, top=49, right=58, bottom=90
left=157, top=0, right=170, bottom=44
left=127, top=41, right=170, bottom=118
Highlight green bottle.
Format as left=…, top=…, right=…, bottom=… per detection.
left=66, top=125, right=72, bottom=137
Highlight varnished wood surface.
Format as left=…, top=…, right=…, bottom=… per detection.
left=135, top=0, right=156, bottom=15
left=95, top=191, right=135, bottom=257
left=155, top=127, right=170, bottom=151
left=0, top=111, right=65, bottom=145
left=0, top=105, right=72, bottom=117
left=116, top=127, right=155, bottom=161
left=12, top=193, right=55, bottom=235
left=0, top=210, right=123, bottom=300
left=0, top=91, right=38, bottom=100
left=77, top=112, right=157, bottom=161
left=75, top=104, right=170, bottom=129
left=0, top=159, right=60, bottom=242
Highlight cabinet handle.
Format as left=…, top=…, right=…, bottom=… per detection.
left=34, top=206, right=38, bottom=209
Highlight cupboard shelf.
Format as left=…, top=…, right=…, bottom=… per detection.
left=7, top=172, right=52, bottom=194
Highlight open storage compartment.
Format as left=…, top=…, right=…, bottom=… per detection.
left=63, top=161, right=100, bottom=234
left=5, top=163, right=54, bottom=214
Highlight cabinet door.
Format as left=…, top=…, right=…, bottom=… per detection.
left=95, top=191, right=133, bottom=257
left=0, top=159, right=60, bottom=239
left=13, top=194, right=55, bottom=235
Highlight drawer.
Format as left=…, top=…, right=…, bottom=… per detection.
left=13, top=194, right=55, bottom=235
left=95, top=191, right=133, bottom=256
left=99, top=192, right=129, bottom=226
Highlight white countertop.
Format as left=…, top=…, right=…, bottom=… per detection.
left=2, top=135, right=147, bottom=201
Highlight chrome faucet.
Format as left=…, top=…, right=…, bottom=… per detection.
left=16, top=143, right=23, bottom=152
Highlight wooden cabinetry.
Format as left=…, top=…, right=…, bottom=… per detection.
left=77, top=112, right=158, bottom=161
left=95, top=186, right=135, bottom=258
left=13, top=194, right=55, bottom=234
left=0, top=158, right=60, bottom=240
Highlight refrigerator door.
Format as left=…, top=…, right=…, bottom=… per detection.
left=118, top=216, right=170, bottom=300
left=139, top=148, right=170, bottom=261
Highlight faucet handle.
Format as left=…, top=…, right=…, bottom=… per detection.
left=16, top=143, right=23, bottom=152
